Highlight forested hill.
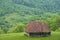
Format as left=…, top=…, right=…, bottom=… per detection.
left=0, top=0, right=60, bottom=33
left=1, top=0, right=60, bottom=15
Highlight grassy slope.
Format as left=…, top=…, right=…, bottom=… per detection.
left=0, top=32, right=60, bottom=40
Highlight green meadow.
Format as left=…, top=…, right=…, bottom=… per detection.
left=0, top=32, right=60, bottom=40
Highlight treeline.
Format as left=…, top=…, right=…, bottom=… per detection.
left=0, top=13, right=60, bottom=34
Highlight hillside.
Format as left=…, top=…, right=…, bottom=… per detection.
left=0, top=0, right=60, bottom=33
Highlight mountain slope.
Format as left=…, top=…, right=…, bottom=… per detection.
left=0, top=0, right=60, bottom=33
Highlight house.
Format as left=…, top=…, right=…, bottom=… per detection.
left=25, top=22, right=51, bottom=36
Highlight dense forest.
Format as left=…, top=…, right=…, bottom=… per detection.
left=0, top=0, right=60, bottom=34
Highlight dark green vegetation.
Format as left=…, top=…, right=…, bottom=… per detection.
left=0, top=0, right=60, bottom=33
left=0, top=32, right=60, bottom=40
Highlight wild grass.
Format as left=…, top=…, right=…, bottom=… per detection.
left=0, top=32, right=60, bottom=40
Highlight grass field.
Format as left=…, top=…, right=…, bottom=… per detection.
left=0, top=32, right=60, bottom=40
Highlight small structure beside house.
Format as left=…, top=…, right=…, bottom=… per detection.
left=25, top=22, right=51, bottom=36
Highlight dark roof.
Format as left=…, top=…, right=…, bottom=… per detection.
left=25, top=22, right=51, bottom=33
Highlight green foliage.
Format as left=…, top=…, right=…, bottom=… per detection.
left=8, top=23, right=25, bottom=33
left=0, top=0, right=60, bottom=33
left=0, top=28, right=4, bottom=34
left=55, top=28, right=60, bottom=32
left=45, top=15, right=60, bottom=31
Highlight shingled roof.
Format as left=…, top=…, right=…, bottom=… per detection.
left=25, top=22, right=51, bottom=33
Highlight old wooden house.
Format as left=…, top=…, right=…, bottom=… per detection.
left=25, top=22, right=51, bottom=36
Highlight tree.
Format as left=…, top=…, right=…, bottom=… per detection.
left=45, top=15, right=60, bottom=31
left=8, top=23, right=25, bottom=33
left=55, top=16, right=60, bottom=30
left=0, top=28, right=4, bottom=34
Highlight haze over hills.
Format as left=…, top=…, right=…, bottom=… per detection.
left=0, top=0, right=60, bottom=33
left=0, top=0, right=60, bottom=15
